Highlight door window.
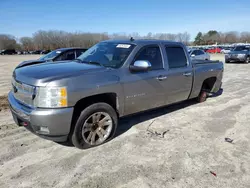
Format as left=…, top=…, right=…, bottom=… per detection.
left=134, top=46, right=163, bottom=70
left=165, top=46, right=187, bottom=69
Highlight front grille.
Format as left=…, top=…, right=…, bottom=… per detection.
left=230, top=54, right=238, bottom=58
left=12, top=78, right=36, bottom=107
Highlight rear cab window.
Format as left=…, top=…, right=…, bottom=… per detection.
left=165, top=46, right=188, bottom=69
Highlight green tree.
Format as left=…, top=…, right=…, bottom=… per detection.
left=194, top=32, right=203, bottom=45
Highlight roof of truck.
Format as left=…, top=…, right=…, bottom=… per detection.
left=103, top=39, right=183, bottom=45
left=56, top=47, right=87, bottom=51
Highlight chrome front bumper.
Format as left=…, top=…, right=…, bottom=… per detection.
left=8, top=92, right=74, bottom=142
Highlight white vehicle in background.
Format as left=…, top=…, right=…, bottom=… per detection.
left=221, top=47, right=232, bottom=54
left=188, top=49, right=210, bottom=60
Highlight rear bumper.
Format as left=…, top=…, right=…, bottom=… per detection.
left=8, top=92, right=73, bottom=142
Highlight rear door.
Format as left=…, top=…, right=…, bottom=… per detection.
left=163, top=44, right=193, bottom=104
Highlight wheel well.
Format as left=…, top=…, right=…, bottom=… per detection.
left=71, top=92, right=117, bottom=123
left=201, top=77, right=217, bottom=92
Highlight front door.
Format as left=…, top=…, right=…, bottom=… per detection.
left=123, top=45, right=167, bottom=115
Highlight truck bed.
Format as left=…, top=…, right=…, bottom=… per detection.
left=189, top=59, right=223, bottom=99
left=191, top=59, right=221, bottom=65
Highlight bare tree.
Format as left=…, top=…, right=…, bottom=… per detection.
left=0, top=34, right=17, bottom=50
left=20, top=37, right=34, bottom=51
left=240, top=32, right=250, bottom=43
left=224, top=31, right=239, bottom=43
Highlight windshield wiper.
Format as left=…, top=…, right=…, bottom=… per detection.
left=73, top=58, right=82, bottom=63
left=82, top=61, right=105, bottom=67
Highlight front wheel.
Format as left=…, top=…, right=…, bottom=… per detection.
left=245, top=56, right=250, bottom=64
left=71, top=103, right=118, bottom=149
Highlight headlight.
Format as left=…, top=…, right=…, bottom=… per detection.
left=34, top=87, right=68, bottom=108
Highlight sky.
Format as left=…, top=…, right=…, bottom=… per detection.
left=0, top=0, right=250, bottom=40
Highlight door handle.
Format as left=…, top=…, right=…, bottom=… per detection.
left=156, top=75, right=167, bottom=81
left=183, top=72, right=192, bottom=76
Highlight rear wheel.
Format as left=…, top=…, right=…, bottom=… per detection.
left=70, top=102, right=118, bottom=149
left=196, top=89, right=208, bottom=103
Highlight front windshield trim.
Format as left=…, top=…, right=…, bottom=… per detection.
left=77, top=42, right=136, bottom=69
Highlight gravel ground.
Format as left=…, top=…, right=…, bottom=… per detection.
left=1, top=54, right=250, bottom=188
left=0, top=55, right=41, bottom=95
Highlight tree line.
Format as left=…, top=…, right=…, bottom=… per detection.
left=0, top=30, right=190, bottom=51
left=1, top=30, right=250, bottom=51
left=194, top=30, right=250, bottom=45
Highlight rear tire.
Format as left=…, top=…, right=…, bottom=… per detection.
left=196, top=90, right=208, bottom=103
left=70, top=102, right=118, bottom=149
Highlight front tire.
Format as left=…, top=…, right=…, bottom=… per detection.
left=245, top=56, right=250, bottom=64
left=71, top=103, right=118, bottom=149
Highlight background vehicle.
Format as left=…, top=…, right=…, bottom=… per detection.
left=225, top=45, right=250, bottom=63
left=32, top=50, right=42, bottom=54
left=17, top=47, right=87, bottom=68
left=8, top=40, right=223, bottom=149
left=189, top=49, right=210, bottom=60
left=221, top=47, right=233, bottom=54
left=40, top=50, right=51, bottom=54
left=0, top=49, right=16, bottom=55
left=206, top=47, right=221, bottom=53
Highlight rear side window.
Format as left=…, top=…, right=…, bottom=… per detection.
left=135, top=46, right=163, bottom=70
left=165, top=47, right=187, bottom=69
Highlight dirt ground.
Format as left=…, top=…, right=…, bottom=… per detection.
left=1, top=54, right=250, bottom=188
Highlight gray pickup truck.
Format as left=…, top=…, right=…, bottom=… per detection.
left=8, top=39, right=223, bottom=149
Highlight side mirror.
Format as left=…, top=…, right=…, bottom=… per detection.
left=191, top=54, right=195, bottom=57
left=129, top=60, right=152, bottom=72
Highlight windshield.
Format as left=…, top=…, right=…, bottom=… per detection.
left=39, top=50, right=61, bottom=60
left=233, top=46, right=249, bottom=51
left=77, top=42, right=135, bottom=68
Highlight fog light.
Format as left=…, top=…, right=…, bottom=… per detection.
left=40, top=126, right=50, bottom=133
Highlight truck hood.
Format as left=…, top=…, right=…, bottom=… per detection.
left=17, top=59, right=47, bottom=68
left=14, top=61, right=106, bottom=86
left=228, top=51, right=248, bottom=55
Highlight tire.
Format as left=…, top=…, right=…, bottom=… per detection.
left=196, top=90, right=208, bottom=103
left=70, top=102, right=118, bottom=149
left=245, top=56, right=250, bottom=64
